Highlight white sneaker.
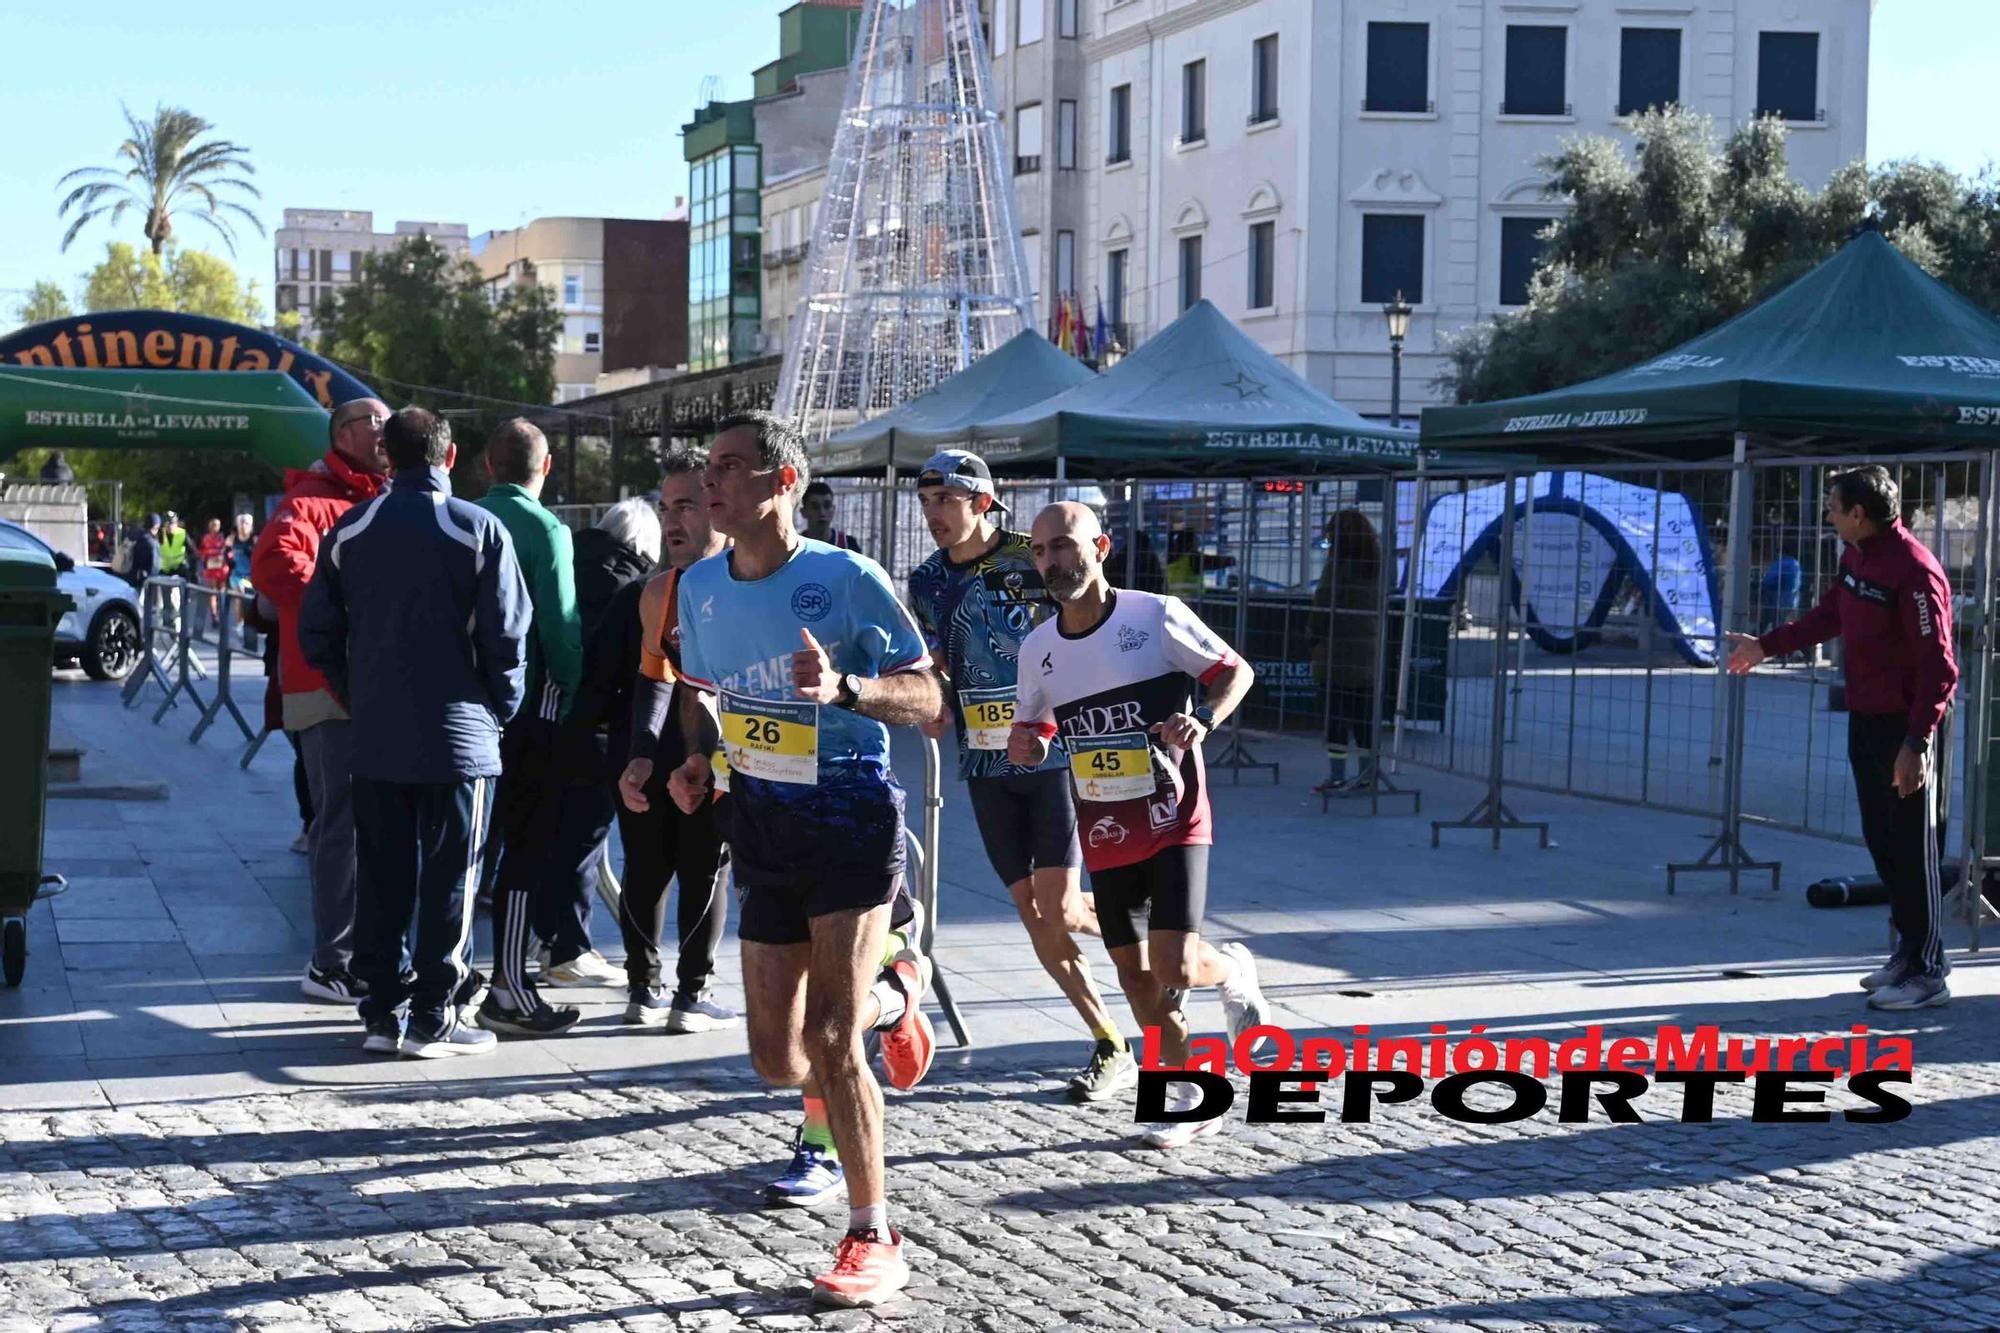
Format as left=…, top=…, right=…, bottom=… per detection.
left=667, top=993, right=742, bottom=1033
left=1216, top=942, right=1274, bottom=1060
left=542, top=949, right=624, bottom=986
left=290, top=828, right=311, bottom=855
left=1142, top=1081, right=1227, bottom=1151
left=401, top=1015, right=498, bottom=1058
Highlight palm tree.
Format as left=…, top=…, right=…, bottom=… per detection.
left=57, top=104, right=264, bottom=256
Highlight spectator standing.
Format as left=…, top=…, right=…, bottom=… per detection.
left=226, top=514, right=259, bottom=649
left=1310, top=509, right=1385, bottom=794
left=1729, top=465, right=1959, bottom=1011
left=125, top=513, right=161, bottom=590
left=475, top=419, right=595, bottom=1036
left=299, top=406, right=532, bottom=1057
left=195, top=517, right=229, bottom=640
left=251, top=395, right=391, bottom=1003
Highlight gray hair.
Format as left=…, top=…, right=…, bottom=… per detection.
left=597, top=497, right=661, bottom=566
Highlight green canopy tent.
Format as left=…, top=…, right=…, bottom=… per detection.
left=814, top=329, right=1097, bottom=474
left=1422, top=228, right=2000, bottom=463
left=964, top=299, right=1425, bottom=476
left=0, top=368, right=329, bottom=471
left=1416, top=228, right=2000, bottom=890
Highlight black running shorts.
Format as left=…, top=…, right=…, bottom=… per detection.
left=721, top=780, right=909, bottom=945
left=1088, top=843, right=1210, bottom=952
left=967, top=769, right=1082, bottom=886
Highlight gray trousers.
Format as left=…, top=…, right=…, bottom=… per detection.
left=298, top=719, right=357, bottom=972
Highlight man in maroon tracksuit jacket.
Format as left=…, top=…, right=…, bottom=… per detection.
left=1727, top=465, right=1957, bottom=1011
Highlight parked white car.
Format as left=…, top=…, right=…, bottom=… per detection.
left=0, top=519, right=143, bottom=680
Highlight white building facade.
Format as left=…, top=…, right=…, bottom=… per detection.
left=1084, top=0, right=1870, bottom=418
left=273, top=209, right=470, bottom=343
left=986, top=0, right=1092, bottom=331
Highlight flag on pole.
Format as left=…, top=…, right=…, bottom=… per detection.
left=1093, top=289, right=1111, bottom=358
left=1075, top=292, right=1093, bottom=360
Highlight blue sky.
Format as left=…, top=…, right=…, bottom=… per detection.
left=2, top=1, right=1992, bottom=312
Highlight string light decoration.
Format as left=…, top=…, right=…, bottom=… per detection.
left=774, top=0, right=1034, bottom=452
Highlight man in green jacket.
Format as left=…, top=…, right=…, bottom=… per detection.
left=473, top=419, right=596, bottom=1036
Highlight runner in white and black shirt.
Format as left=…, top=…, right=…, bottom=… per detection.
left=1009, top=501, right=1275, bottom=1151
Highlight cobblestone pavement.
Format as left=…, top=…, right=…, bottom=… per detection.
left=11, top=678, right=2000, bottom=1330
left=3, top=1018, right=1997, bottom=1333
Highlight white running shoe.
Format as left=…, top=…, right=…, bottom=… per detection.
left=1142, top=1080, right=1227, bottom=1151
left=1216, top=942, right=1273, bottom=1060
left=542, top=949, right=624, bottom=986
left=667, top=993, right=742, bottom=1033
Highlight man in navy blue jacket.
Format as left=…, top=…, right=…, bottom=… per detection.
left=300, top=406, right=533, bottom=1057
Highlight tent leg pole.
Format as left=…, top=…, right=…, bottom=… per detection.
left=1667, top=433, right=1779, bottom=894
left=1209, top=479, right=1278, bottom=785
left=1433, top=471, right=1548, bottom=850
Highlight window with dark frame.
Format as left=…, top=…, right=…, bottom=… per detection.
left=1181, top=59, right=1206, bottom=143
left=1015, top=102, right=1043, bottom=174
left=1503, top=25, right=1568, bottom=116
left=1251, top=35, right=1279, bottom=123
left=1618, top=27, right=1681, bottom=115
left=1365, top=21, right=1429, bottom=113
left=1108, top=83, right=1132, bottom=163
left=1361, top=214, right=1424, bottom=304
left=1107, top=247, right=1128, bottom=331
left=1058, top=99, right=1077, bottom=169
left=1498, top=217, right=1550, bottom=307
left=1756, top=31, right=1820, bottom=120
left=1056, top=230, right=1075, bottom=296
left=1248, top=221, right=1275, bottom=309
left=1059, top=0, right=1078, bottom=39
left=1178, top=234, right=1203, bottom=311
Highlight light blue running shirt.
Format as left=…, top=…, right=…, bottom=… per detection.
left=675, top=539, right=933, bottom=788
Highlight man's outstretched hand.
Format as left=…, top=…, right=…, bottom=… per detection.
left=1723, top=632, right=1768, bottom=675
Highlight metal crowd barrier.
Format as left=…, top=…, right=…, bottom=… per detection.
left=120, top=578, right=260, bottom=752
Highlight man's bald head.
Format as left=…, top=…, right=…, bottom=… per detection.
left=1030, top=501, right=1110, bottom=602
left=486, top=418, right=551, bottom=492
left=1031, top=500, right=1102, bottom=546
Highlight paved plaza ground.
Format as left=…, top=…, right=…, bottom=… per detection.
left=2, top=661, right=1996, bottom=1332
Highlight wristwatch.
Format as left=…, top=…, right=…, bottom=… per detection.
left=835, top=673, right=865, bottom=708
left=1192, top=704, right=1217, bottom=737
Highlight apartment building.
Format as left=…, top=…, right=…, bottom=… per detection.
left=1085, top=0, right=1870, bottom=416
left=273, top=209, right=469, bottom=342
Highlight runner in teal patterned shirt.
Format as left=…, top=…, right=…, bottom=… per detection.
left=907, top=450, right=1131, bottom=1104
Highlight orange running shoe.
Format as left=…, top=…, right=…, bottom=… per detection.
left=811, top=1228, right=910, bottom=1307
left=879, top=960, right=936, bottom=1090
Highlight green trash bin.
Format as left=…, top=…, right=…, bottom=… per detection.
left=0, top=544, right=73, bottom=987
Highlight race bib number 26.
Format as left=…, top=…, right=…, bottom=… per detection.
left=719, top=692, right=818, bottom=785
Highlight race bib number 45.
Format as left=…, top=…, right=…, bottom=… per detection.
left=719, top=692, right=818, bottom=785
left=1069, top=732, right=1156, bottom=801
left=959, top=685, right=1016, bottom=751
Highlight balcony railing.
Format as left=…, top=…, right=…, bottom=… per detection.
left=1500, top=99, right=1573, bottom=116
left=1362, top=97, right=1434, bottom=113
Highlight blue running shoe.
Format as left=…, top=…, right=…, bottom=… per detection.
left=765, top=1132, right=844, bottom=1209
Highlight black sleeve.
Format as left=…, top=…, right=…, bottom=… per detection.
left=627, top=675, right=674, bottom=764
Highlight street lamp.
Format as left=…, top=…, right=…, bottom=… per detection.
left=1382, top=290, right=1413, bottom=430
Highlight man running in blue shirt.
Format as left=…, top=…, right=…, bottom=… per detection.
left=619, top=412, right=940, bottom=1308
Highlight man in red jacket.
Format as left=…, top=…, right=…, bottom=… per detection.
left=1728, top=465, right=1958, bottom=1011
left=252, top=396, right=390, bottom=1004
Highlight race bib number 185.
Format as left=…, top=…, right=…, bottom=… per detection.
left=959, top=685, right=1016, bottom=751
